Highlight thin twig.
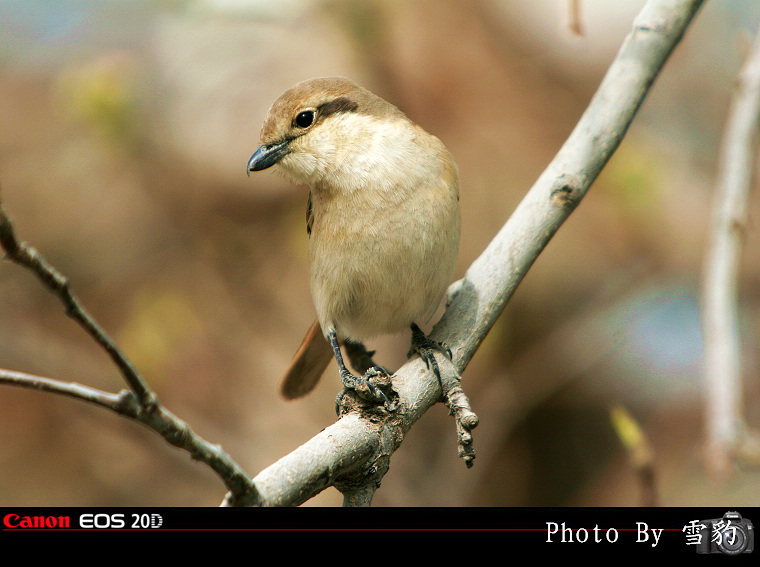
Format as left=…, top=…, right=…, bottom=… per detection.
left=0, top=368, right=130, bottom=408
left=610, top=404, right=659, bottom=507
left=701, top=22, right=760, bottom=477
left=0, top=202, right=153, bottom=407
left=0, top=203, right=262, bottom=506
left=567, top=0, right=585, bottom=37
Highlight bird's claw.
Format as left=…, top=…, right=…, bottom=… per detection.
left=409, top=323, right=452, bottom=382
left=335, top=366, right=398, bottom=415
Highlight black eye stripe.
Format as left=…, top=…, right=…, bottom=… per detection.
left=317, top=97, right=358, bottom=118
left=292, top=97, right=358, bottom=130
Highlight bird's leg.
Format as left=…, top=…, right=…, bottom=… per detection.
left=409, top=323, right=452, bottom=383
left=329, top=330, right=396, bottom=413
left=343, top=338, right=389, bottom=376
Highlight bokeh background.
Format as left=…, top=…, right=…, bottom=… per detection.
left=0, top=0, right=758, bottom=507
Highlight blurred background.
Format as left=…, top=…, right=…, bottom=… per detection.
left=0, top=0, right=758, bottom=507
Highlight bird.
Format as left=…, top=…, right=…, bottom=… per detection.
left=246, top=77, right=460, bottom=407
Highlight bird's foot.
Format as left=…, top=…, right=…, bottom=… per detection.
left=335, top=366, right=398, bottom=416
left=408, top=323, right=452, bottom=383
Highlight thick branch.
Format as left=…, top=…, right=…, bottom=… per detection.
left=242, top=0, right=706, bottom=506
left=435, top=0, right=705, bottom=365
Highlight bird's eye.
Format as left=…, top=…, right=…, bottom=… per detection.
left=294, top=110, right=315, bottom=129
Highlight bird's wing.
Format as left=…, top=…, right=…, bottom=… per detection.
left=306, top=190, right=314, bottom=237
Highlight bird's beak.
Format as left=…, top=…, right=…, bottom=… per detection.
left=247, top=140, right=291, bottom=176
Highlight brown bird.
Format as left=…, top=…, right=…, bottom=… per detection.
left=247, top=77, right=460, bottom=406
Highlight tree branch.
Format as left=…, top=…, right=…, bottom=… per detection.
left=567, top=0, right=585, bottom=37
left=0, top=0, right=706, bottom=507
left=701, top=21, right=760, bottom=477
left=241, top=0, right=706, bottom=506
left=436, top=0, right=705, bottom=366
left=0, top=203, right=262, bottom=507
left=0, top=202, right=153, bottom=406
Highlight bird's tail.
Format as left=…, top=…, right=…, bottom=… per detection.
left=279, top=319, right=333, bottom=399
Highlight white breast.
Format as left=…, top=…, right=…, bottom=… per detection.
left=300, top=114, right=460, bottom=341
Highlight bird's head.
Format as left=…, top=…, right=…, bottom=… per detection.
left=246, top=77, right=406, bottom=187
